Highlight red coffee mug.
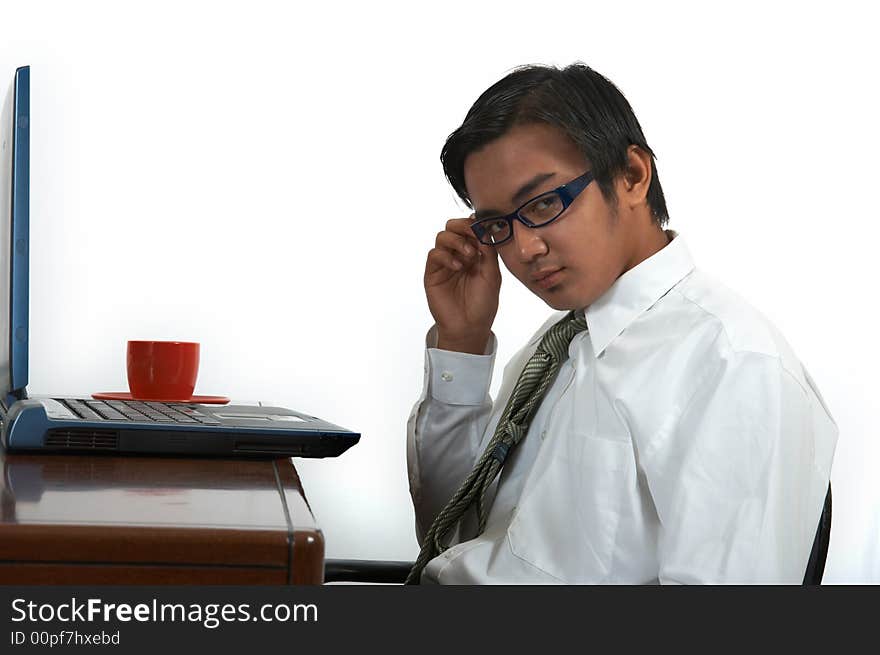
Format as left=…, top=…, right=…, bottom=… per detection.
left=127, top=340, right=200, bottom=401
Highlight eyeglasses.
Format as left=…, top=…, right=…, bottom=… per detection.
left=470, top=171, right=595, bottom=246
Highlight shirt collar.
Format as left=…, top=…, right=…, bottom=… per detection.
left=584, top=231, right=695, bottom=357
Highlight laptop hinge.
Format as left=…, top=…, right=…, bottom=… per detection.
left=5, top=388, right=27, bottom=409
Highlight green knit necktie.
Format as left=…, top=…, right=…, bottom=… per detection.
left=406, top=311, right=588, bottom=584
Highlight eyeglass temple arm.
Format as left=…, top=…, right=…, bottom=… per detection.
left=556, top=171, right=595, bottom=205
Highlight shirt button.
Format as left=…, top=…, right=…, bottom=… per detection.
left=541, top=430, right=547, bottom=440
left=440, top=371, right=454, bottom=382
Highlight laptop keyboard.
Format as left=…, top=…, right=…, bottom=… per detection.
left=59, top=399, right=222, bottom=425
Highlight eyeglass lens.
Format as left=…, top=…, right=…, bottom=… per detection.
left=476, top=191, right=565, bottom=245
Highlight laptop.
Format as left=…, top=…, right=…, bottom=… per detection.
left=0, top=65, right=360, bottom=458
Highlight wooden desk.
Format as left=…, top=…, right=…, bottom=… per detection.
left=0, top=451, right=324, bottom=584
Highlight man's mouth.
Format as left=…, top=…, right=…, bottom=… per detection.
left=531, top=267, right=565, bottom=290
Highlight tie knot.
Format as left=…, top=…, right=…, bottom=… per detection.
left=537, top=312, right=588, bottom=361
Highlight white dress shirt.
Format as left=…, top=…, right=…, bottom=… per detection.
left=406, top=234, right=837, bottom=584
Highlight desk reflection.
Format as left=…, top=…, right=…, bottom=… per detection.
left=0, top=451, right=324, bottom=584
left=1, top=452, right=293, bottom=529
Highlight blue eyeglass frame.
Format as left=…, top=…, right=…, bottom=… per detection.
left=470, top=170, right=595, bottom=246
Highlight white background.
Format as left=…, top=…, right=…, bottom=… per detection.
left=1, top=0, right=877, bottom=582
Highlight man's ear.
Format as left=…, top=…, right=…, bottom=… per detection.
left=619, top=145, right=652, bottom=208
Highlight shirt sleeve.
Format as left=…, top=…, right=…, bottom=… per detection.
left=406, top=325, right=497, bottom=546
left=642, top=350, right=837, bottom=584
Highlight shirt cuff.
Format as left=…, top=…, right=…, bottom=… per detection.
left=425, top=325, right=496, bottom=406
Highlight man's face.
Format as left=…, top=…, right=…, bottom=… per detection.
left=464, top=122, right=635, bottom=311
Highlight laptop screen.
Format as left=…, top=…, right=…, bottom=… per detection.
left=0, top=65, right=29, bottom=403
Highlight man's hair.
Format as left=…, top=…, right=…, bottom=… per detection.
left=441, top=63, right=669, bottom=226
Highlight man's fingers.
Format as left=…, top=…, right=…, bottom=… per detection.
left=462, top=213, right=501, bottom=276
left=427, top=216, right=501, bottom=286
left=445, top=217, right=481, bottom=240
left=425, top=247, right=463, bottom=281
left=435, top=230, right=478, bottom=262
left=476, top=239, right=500, bottom=274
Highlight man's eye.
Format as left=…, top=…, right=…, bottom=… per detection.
left=523, top=193, right=563, bottom=221
left=487, top=219, right=507, bottom=234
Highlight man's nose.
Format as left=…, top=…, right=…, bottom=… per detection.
left=511, top=220, right=548, bottom=262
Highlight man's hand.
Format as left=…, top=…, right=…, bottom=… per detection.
left=424, top=216, right=501, bottom=354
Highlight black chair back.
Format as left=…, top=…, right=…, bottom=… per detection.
left=803, top=483, right=832, bottom=585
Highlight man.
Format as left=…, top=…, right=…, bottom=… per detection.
left=406, top=64, right=837, bottom=584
